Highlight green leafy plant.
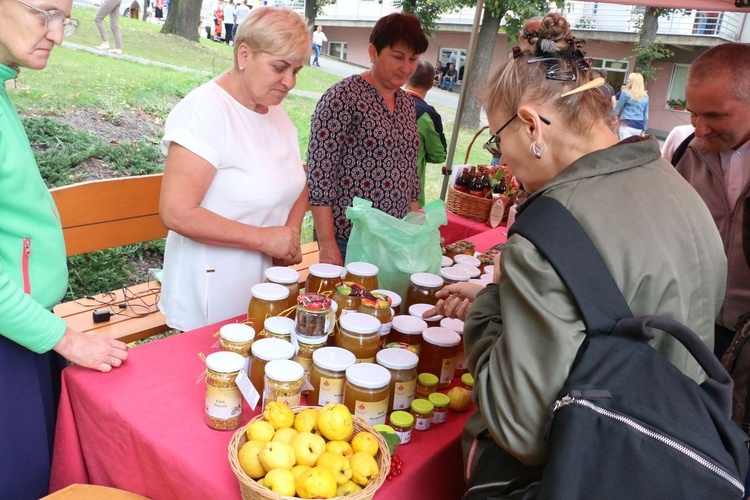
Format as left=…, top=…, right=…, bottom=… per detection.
left=667, top=98, right=686, bottom=109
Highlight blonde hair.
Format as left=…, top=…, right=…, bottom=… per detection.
left=623, top=73, right=647, bottom=101
left=233, top=7, right=311, bottom=67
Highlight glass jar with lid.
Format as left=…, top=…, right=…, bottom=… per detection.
left=344, top=363, right=391, bottom=426
left=305, top=263, right=344, bottom=295
left=344, top=262, right=379, bottom=291
left=334, top=312, right=381, bottom=363
left=389, top=411, right=414, bottom=444
left=452, top=264, right=481, bottom=279
left=418, top=327, right=461, bottom=389
left=443, top=244, right=462, bottom=261
left=461, top=372, right=474, bottom=396
left=332, top=281, right=366, bottom=320
left=428, top=392, right=450, bottom=424
left=477, top=255, right=494, bottom=274
left=264, top=266, right=301, bottom=317
left=204, top=351, right=245, bottom=431
left=358, top=292, right=393, bottom=346
left=218, top=323, right=255, bottom=358
left=373, top=288, right=402, bottom=317
left=408, top=303, right=444, bottom=329
left=403, top=272, right=443, bottom=313
left=453, top=254, right=481, bottom=268
left=249, top=337, right=295, bottom=396
left=410, top=399, right=434, bottom=431
left=293, top=332, right=329, bottom=382
left=416, top=372, right=439, bottom=399
left=309, top=347, right=356, bottom=406
left=441, top=255, right=453, bottom=268
left=295, top=293, right=333, bottom=338
left=262, top=316, right=295, bottom=342
left=376, top=348, right=418, bottom=413
left=454, top=239, right=476, bottom=255
left=263, top=359, right=304, bottom=410
left=439, top=266, right=472, bottom=285
left=386, top=315, right=427, bottom=355
left=247, top=283, right=289, bottom=331
left=440, top=317, right=466, bottom=377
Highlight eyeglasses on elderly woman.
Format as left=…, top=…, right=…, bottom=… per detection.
left=483, top=113, right=551, bottom=157
left=15, top=0, right=79, bottom=38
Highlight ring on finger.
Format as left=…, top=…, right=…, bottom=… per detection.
left=110, top=356, right=116, bottom=365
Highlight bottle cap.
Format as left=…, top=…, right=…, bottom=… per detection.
left=410, top=398, right=434, bottom=414
left=372, top=289, right=401, bottom=309
left=453, top=254, right=481, bottom=267
left=452, top=264, right=481, bottom=278
left=265, top=359, right=304, bottom=382
left=312, top=347, right=356, bottom=371
left=205, top=351, right=245, bottom=373
left=251, top=282, right=289, bottom=301
left=461, top=373, right=474, bottom=387
left=345, top=261, right=379, bottom=277
left=376, top=348, right=418, bottom=370
left=392, top=315, right=428, bottom=335
left=409, top=272, right=443, bottom=288
left=417, top=373, right=439, bottom=387
left=422, top=327, right=461, bottom=347
left=297, top=293, right=332, bottom=310
left=251, top=338, right=295, bottom=361
left=264, top=316, right=295, bottom=336
left=309, top=263, right=345, bottom=279
left=441, top=256, right=453, bottom=267
left=428, top=392, right=451, bottom=408
left=219, top=323, right=255, bottom=343
left=440, top=266, right=472, bottom=282
left=409, top=303, right=443, bottom=322
left=339, top=312, right=381, bottom=334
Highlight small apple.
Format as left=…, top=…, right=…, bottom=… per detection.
left=291, top=431, right=327, bottom=467
left=317, top=451, right=353, bottom=485
left=447, top=386, right=472, bottom=412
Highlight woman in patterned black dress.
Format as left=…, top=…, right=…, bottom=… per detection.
left=306, top=12, right=429, bottom=264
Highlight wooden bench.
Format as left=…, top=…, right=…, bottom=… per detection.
left=292, top=240, right=321, bottom=287
left=51, top=174, right=170, bottom=343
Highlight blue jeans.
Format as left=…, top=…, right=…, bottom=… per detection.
left=442, top=76, right=456, bottom=90
left=313, top=44, right=322, bottom=65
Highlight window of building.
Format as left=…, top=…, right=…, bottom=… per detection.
left=591, top=58, right=629, bottom=90
left=328, top=42, right=347, bottom=61
left=666, top=64, right=689, bottom=108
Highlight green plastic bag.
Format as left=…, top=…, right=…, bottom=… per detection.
left=345, top=197, right=447, bottom=302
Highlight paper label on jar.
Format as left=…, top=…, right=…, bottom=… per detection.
left=431, top=409, right=448, bottom=424
left=355, top=357, right=375, bottom=364
left=440, top=356, right=457, bottom=385
left=295, top=355, right=313, bottom=374
left=262, top=394, right=300, bottom=411
left=206, top=385, right=242, bottom=419
left=395, top=428, right=412, bottom=444
left=317, top=376, right=345, bottom=405
left=354, top=398, right=388, bottom=426
left=237, top=368, right=260, bottom=411
left=414, top=415, right=431, bottom=431
left=380, top=321, right=392, bottom=335
left=393, top=379, right=417, bottom=410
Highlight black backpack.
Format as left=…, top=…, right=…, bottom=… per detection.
left=464, top=196, right=749, bottom=499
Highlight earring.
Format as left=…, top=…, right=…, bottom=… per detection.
left=239, top=66, right=245, bottom=71
left=530, top=140, right=546, bottom=159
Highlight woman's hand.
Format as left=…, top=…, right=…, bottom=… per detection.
left=262, top=226, right=301, bottom=262
left=318, top=240, right=343, bottom=266
left=423, top=283, right=484, bottom=321
left=53, top=328, right=128, bottom=373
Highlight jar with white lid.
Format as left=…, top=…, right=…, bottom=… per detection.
left=264, top=266, right=301, bottom=317
left=440, top=317, right=467, bottom=377
left=344, top=262, right=379, bottom=291
left=295, top=293, right=334, bottom=338
left=262, top=316, right=295, bottom=341
left=305, top=263, right=345, bottom=295
left=386, top=314, right=427, bottom=355
left=418, top=327, right=461, bottom=389
left=441, top=255, right=453, bottom=268
left=344, top=363, right=391, bottom=426
left=376, top=348, right=418, bottom=412
left=440, top=266, right=472, bottom=285
left=293, top=332, right=329, bottom=381
left=409, top=303, right=444, bottom=329
left=372, top=289, right=402, bottom=317
left=309, top=347, right=356, bottom=406
left=403, top=272, right=443, bottom=314
left=247, top=283, right=289, bottom=331
left=334, top=312, right=381, bottom=363
left=263, top=359, right=304, bottom=409
left=218, top=323, right=255, bottom=358
left=452, top=264, right=481, bottom=279
left=249, top=337, right=295, bottom=395
left=453, top=254, right=481, bottom=268
left=477, top=255, right=494, bottom=274
left=205, top=351, right=245, bottom=430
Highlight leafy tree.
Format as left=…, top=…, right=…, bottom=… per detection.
left=306, top=0, right=337, bottom=31
left=397, top=0, right=460, bottom=37
left=161, top=0, right=203, bottom=42
left=632, top=7, right=677, bottom=82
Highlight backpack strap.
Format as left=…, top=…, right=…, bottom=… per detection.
left=509, top=196, right=632, bottom=336
left=670, top=132, right=695, bottom=167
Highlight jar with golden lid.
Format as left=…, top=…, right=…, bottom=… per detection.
left=262, top=359, right=304, bottom=410
left=418, top=327, right=461, bottom=389
left=408, top=303, right=444, bottom=329
left=477, top=254, right=494, bottom=274
left=264, top=266, right=300, bottom=317
left=305, top=263, right=344, bottom=295
left=204, top=351, right=245, bottom=431
left=376, top=347, right=418, bottom=413
left=373, top=288, right=402, bottom=317
left=344, top=261, right=379, bottom=291
left=293, top=332, right=328, bottom=382
left=439, top=266, right=472, bottom=285
left=332, top=281, right=366, bottom=320
left=218, top=323, right=255, bottom=358
left=334, top=312, right=381, bottom=363
left=403, top=272, right=443, bottom=313
left=461, top=372, right=474, bottom=396
left=410, top=398, right=434, bottom=431
left=389, top=411, right=414, bottom=445
left=344, top=363, right=391, bottom=426
left=249, top=337, right=295, bottom=396
left=440, top=317, right=466, bottom=377
left=443, top=244, right=462, bottom=262
left=386, top=314, right=427, bottom=355
left=428, top=392, right=450, bottom=424
left=309, top=347, right=356, bottom=406
left=358, top=292, right=393, bottom=346
left=453, top=254, right=481, bottom=268
left=247, top=283, right=289, bottom=331
left=295, top=293, right=333, bottom=338
left=262, top=316, right=295, bottom=342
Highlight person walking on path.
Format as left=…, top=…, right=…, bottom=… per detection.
left=311, top=25, right=327, bottom=66
left=93, top=0, right=123, bottom=54
left=232, top=0, right=250, bottom=41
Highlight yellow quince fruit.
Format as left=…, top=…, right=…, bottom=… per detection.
left=237, top=440, right=267, bottom=479
left=271, top=427, right=299, bottom=445
left=263, top=467, right=297, bottom=497
left=351, top=432, right=379, bottom=457
left=350, top=452, right=379, bottom=487
left=336, top=480, right=363, bottom=496
left=316, top=451, right=353, bottom=485
left=259, top=441, right=296, bottom=472
left=296, top=466, right=338, bottom=499
left=326, top=440, right=354, bottom=459
left=294, top=407, right=319, bottom=433
left=245, top=420, right=275, bottom=442
left=317, top=403, right=354, bottom=442
left=292, top=464, right=312, bottom=481
left=263, top=401, right=295, bottom=430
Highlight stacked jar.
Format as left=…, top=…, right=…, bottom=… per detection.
left=344, top=261, right=379, bottom=291
left=249, top=337, right=295, bottom=396
left=344, top=363, right=391, bottom=426
left=263, top=359, right=304, bottom=409
left=305, top=263, right=344, bottom=295
left=332, top=282, right=366, bottom=320
left=376, top=348, right=419, bottom=413
left=295, top=293, right=333, bottom=338
left=358, top=292, right=393, bottom=346
left=334, top=312, right=381, bottom=363
left=264, top=266, right=301, bottom=318
left=204, top=351, right=245, bottom=431
left=263, top=316, right=295, bottom=342
left=372, top=289, right=402, bottom=317
left=403, top=272, right=443, bottom=314
left=247, top=283, right=289, bottom=331
left=441, top=255, right=453, bottom=268
left=386, top=315, right=427, bottom=355
left=293, top=331, right=329, bottom=385
left=409, top=303, right=444, bottom=329
left=218, top=323, right=255, bottom=359
left=440, top=266, right=472, bottom=285
left=418, top=327, right=461, bottom=390
left=308, top=347, right=356, bottom=406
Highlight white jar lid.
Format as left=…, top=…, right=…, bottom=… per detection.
left=441, top=256, right=453, bottom=267
left=264, top=316, right=295, bottom=335
left=219, top=323, right=255, bottom=343
left=265, top=359, right=304, bottom=382
left=205, top=351, right=245, bottom=373
left=346, top=262, right=379, bottom=277
left=409, top=303, right=443, bottom=322
left=392, top=315, right=427, bottom=335
left=454, top=254, right=481, bottom=267
left=264, top=266, right=300, bottom=285
left=440, top=317, right=465, bottom=335
left=480, top=273, right=494, bottom=282
left=422, top=327, right=461, bottom=347
left=440, top=266, right=471, bottom=282
left=309, top=263, right=345, bottom=279
left=372, top=289, right=401, bottom=308
left=338, top=312, right=381, bottom=334
left=251, top=282, right=290, bottom=301
left=312, top=346, right=356, bottom=371
left=376, top=348, right=419, bottom=370
left=251, top=337, right=295, bottom=361
left=410, top=272, right=443, bottom=288
left=346, top=363, right=391, bottom=389
left=452, top=264, right=481, bottom=278
left=294, top=331, right=329, bottom=345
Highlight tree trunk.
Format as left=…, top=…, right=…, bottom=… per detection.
left=160, top=0, right=202, bottom=42
left=635, top=7, right=659, bottom=74
left=305, top=1, right=317, bottom=31
left=459, top=6, right=504, bottom=130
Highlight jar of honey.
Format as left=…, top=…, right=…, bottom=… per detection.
left=295, top=293, right=333, bottom=338
left=416, top=372, right=439, bottom=399
left=477, top=255, right=494, bottom=274
left=344, top=363, right=391, bottom=426
left=332, top=282, right=366, bottom=320
left=293, top=332, right=328, bottom=381
left=452, top=264, right=481, bottom=279
left=309, top=347, right=356, bottom=406
left=376, top=348, right=418, bottom=413
left=249, top=337, right=295, bottom=396
left=461, top=372, right=474, bottom=396
left=440, top=317, right=466, bottom=377
left=441, top=255, right=453, bottom=268
left=264, top=266, right=301, bottom=317
left=218, top=323, right=255, bottom=358
left=204, top=351, right=245, bottom=431
left=443, top=244, right=462, bottom=261
left=358, top=292, right=393, bottom=346
left=263, top=316, right=295, bottom=342
left=344, top=262, right=379, bottom=291
left=247, top=283, right=289, bottom=331
left=418, top=327, right=461, bottom=389
left=455, top=240, right=476, bottom=255
left=389, top=411, right=414, bottom=445
left=403, top=272, right=443, bottom=313
left=410, top=399, right=434, bottom=431
left=386, top=315, right=427, bottom=355
left=408, top=303, right=444, bottom=329
left=334, top=313, right=381, bottom=363
left=439, top=266, right=472, bottom=285
left=428, top=392, right=450, bottom=424
left=453, top=254, right=481, bottom=268
left=263, top=359, right=304, bottom=410
left=305, top=263, right=344, bottom=295
left=372, top=289, right=402, bottom=317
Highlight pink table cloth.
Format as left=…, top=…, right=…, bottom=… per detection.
left=440, top=211, right=493, bottom=245
left=49, top=316, right=471, bottom=499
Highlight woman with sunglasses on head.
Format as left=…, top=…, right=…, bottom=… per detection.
left=429, top=13, right=726, bottom=495
left=0, top=2, right=129, bottom=497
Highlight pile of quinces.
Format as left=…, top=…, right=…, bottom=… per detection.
left=237, top=402, right=383, bottom=498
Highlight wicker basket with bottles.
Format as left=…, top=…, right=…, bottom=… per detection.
left=445, top=126, right=493, bottom=222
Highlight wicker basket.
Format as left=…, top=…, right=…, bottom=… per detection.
left=445, top=126, right=493, bottom=222
left=228, top=405, right=391, bottom=500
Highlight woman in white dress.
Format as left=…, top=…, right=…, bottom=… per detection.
left=159, top=7, right=311, bottom=331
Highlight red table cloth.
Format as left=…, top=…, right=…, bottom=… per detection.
left=49, top=316, right=471, bottom=499
left=440, top=211, right=493, bottom=245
